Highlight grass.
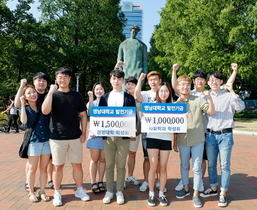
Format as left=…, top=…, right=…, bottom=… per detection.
left=234, top=118, right=257, bottom=132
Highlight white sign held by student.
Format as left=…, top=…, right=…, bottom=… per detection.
left=90, top=106, right=136, bottom=137
left=141, top=103, right=187, bottom=133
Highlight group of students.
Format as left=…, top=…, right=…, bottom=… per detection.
left=12, top=62, right=244, bottom=208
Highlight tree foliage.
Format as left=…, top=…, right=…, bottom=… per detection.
left=0, top=0, right=125, bottom=105
left=154, top=0, right=257, bottom=98
left=38, top=0, right=125, bottom=96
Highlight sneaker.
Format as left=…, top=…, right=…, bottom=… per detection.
left=175, top=180, right=183, bottom=191
left=53, top=192, right=62, bottom=206
left=116, top=191, right=124, bottom=204
left=200, top=188, right=218, bottom=198
left=176, top=189, right=190, bottom=199
left=158, top=195, right=168, bottom=206
left=199, top=179, right=204, bottom=192
left=148, top=195, right=155, bottom=206
left=193, top=196, right=202, bottom=208
left=218, top=195, right=227, bottom=207
left=126, top=176, right=140, bottom=185
left=75, top=188, right=90, bottom=201
left=139, top=181, right=148, bottom=192
left=102, top=191, right=114, bottom=204
left=155, top=182, right=167, bottom=193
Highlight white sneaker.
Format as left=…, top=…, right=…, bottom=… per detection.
left=75, top=188, right=90, bottom=201
left=103, top=191, right=114, bottom=204
left=126, top=176, right=141, bottom=186
left=175, top=180, right=183, bottom=192
left=116, top=191, right=125, bottom=204
left=53, top=192, right=62, bottom=206
left=155, top=182, right=167, bottom=193
left=199, top=179, right=204, bottom=192
left=139, top=181, right=149, bottom=192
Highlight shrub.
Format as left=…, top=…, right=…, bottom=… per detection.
left=234, top=110, right=257, bottom=118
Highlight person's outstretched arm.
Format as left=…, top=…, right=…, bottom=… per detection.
left=134, top=73, right=146, bottom=102
left=171, top=64, right=180, bottom=95
left=42, top=84, right=57, bottom=115
left=14, top=79, right=27, bottom=108
left=19, top=96, right=27, bottom=124
left=203, top=91, right=215, bottom=115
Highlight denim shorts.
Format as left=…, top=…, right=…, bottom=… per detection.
left=27, top=141, right=51, bottom=156
left=86, top=136, right=104, bottom=150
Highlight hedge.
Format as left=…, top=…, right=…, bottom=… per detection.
left=234, top=110, right=257, bottom=118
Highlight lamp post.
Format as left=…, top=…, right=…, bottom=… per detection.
left=74, top=73, right=81, bottom=92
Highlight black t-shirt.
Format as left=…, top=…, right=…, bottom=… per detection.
left=50, top=89, right=87, bottom=140
left=38, top=92, right=47, bottom=104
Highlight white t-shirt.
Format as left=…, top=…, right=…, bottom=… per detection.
left=108, top=91, right=124, bottom=107
left=10, top=102, right=18, bottom=115
left=147, top=132, right=172, bottom=141
left=141, top=90, right=156, bottom=103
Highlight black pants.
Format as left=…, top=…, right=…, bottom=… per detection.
left=7, top=114, right=19, bottom=132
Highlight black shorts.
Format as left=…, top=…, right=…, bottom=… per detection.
left=146, top=138, right=172, bottom=151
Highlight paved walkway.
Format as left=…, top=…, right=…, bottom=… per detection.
left=0, top=131, right=256, bottom=210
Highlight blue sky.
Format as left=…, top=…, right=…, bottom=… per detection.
left=7, top=0, right=166, bottom=50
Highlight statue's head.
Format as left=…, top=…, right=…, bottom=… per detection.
left=130, top=25, right=140, bottom=38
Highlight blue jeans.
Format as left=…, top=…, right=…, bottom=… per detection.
left=206, top=132, right=234, bottom=192
left=178, top=142, right=204, bottom=191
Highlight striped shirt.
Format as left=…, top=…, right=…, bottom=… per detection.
left=207, top=89, right=245, bottom=131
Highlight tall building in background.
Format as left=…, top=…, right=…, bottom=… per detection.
left=121, top=2, right=143, bottom=40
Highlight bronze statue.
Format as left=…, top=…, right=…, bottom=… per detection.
left=117, top=25, right=148, bottom=79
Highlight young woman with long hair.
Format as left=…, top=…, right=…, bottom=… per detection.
left=20, top=85, right=50, bottom=202
left=86, top=82, right=107, bottom=194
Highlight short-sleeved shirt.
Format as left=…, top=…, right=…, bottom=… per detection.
left=141, top=90, right=156, bottom=103
left=38, top=92, right=47, bottom=104
left=176, top=95, right=209, bottom=147
left=50, top=90, right=87, bottom=140
left=24, top=104, right=50, bottom=143
left=10, top=102, right=18, bottom=115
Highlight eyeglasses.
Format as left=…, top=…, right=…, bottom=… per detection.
left=194, top=78, right=206, bottom=82
left=179, top=83, right=191, bottom=87
left=209, top=79, right=221, bottom=83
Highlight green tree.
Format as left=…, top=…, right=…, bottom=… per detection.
left=0, top=0, right=60, bottom=102
left=39, top=0, right=125, bottom=97
left=148, top=25, right=169, bottom=87
left=154, top=0, right=257, bottom=98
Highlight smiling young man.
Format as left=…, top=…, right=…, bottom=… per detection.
left=173, top=75, right=215, bottom=208
left=99, top=69, right=136, bottom=205
left=200, top=64, right=245, bottom=207
left=42, top=67, right=89, bottom=206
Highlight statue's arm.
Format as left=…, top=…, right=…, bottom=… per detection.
left=142, top=44, right=148, bottom=74
left=117, top=44, right=124, bottom=62
left=117, top=44, right=124, bottom=70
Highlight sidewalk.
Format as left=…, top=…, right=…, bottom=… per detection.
left=0, top=131, right=256, bottom=210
